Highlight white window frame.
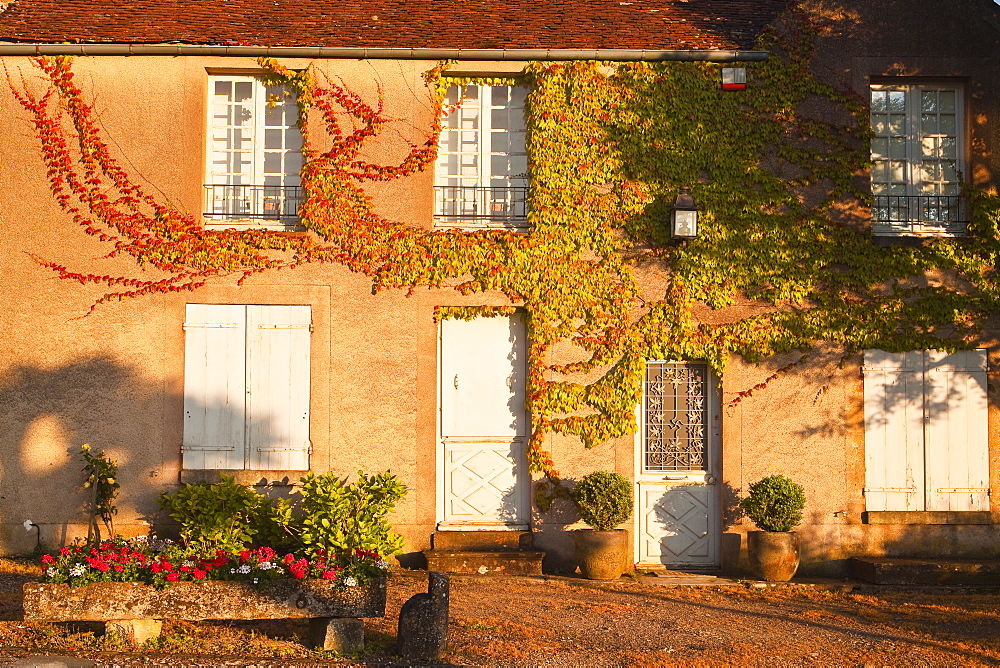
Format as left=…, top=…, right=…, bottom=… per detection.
left=869, top=83, right=965, bottom=237
left=182, top=304, right=312, bottom=471
left=204, top=75, right=304, bottom=230
left=862, top=349, right=988, bottom=512
left=434, top=83, right=529, bottom=230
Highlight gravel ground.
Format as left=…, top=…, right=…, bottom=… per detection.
left=1, top=565, right=999, bottom=666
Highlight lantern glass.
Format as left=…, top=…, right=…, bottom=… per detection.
left=672, top=208, right=698, bottom=239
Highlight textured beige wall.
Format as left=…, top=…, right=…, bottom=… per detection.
left=3, top=1, right=1000, bottom=576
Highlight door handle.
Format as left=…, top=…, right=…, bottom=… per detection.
left=663, top=475, right=687, bottom=481
left=454, top=374, right=459, bottom=390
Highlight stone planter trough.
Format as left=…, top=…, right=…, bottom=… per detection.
left=23, top=578, right=387, bottom=650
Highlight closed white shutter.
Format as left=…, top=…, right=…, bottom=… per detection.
left=864, top=349, right=988, bottom=512
left=863, top=350, right=925, bottom=511
left=247, top=305, right=311, bottom=470
left=924, top=350, right=989, bottom=511
left=183, top=304, right=248, bottom=469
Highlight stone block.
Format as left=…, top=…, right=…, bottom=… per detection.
left=398, top=572, right=449, bottom=661
left=106, top=618, right=163, bottom=644
left=308, top=617, right=365, bottom=653
left=23, top=578, right=386, bottom=622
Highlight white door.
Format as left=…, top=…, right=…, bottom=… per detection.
left=636, top=362, right=721, bottom=569
left=438, top=314, right=529, bottom=529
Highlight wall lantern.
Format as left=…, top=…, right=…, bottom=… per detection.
left=721, top=66, right=747, bottom=91
left=671, top=187, right=698, bottom=239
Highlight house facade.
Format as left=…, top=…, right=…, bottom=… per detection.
left=1, top=0, right=1000, bottom=577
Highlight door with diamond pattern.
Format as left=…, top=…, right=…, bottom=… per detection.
left=636, top=361, right=721, bottom=568
left=438, top=314, right=529, bottom=529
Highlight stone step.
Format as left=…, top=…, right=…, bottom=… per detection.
left=431, top=530, right=535, bottom=552
left=424, top=550, right=545, bottom=576
left=849, top=557, right=1000, bottom=585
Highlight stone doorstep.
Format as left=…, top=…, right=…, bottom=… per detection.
left=423, top=550, right=545, bottom=576
left=849, top=557, right=1000, bottom=585
left=431, top=530, right=535, bottom=552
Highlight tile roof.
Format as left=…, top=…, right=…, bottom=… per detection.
left=0, top=0, right=791, bottom=51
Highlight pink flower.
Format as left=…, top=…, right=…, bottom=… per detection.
left=41, top=554, right=55, bottom=564
left=58, top=547, right=70, bottom=556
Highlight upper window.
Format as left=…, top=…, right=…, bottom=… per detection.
left=870, top=84, right=966, bottom=236
left=182, top=304, right=311, bottom=470
left=204, top=75, right=304, bottom=229
left=434, top=84, right=528, bottom=230
left=862, top=349, right=988, bottom=512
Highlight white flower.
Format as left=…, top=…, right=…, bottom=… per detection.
left=237, top=564, right=251, bottom=574
left=477, top=565, right=489, bottom=575
left=253, top=578, right=259, bottom=584
left=182, top=560, right=195, bottom=568
left=274, top=566, right=284, bottom=574
left=259, top=561, right=274, bottom=570
left=342, top=577, right=357, bottom=587
left=46, top=567, right=59, bottom=577
left=376, top=560, right=389, bottom=569
left=69, top=564, right=85, bottom=577
left=230, top=568, right=236, bottom=574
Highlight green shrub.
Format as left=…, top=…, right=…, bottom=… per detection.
left=570, top=471, right=633, bottom=531
left=296, top=471, right=408, bottom=557
left=156, top=475, right=285, bottom=552
left=739, top=475, right=806, bottom=532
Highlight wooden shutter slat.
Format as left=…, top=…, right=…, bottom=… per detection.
left=182, top=304, right=247, bottom=469
left=247, top=305, right=311, bottom=471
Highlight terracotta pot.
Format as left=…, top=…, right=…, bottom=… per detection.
left=573, top=529, right=629, bottom=580
left=747, top=531, right=800, bottom=582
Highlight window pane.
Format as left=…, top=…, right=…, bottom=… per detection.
left=888, top=114, right=905, bottom=135
left=921, top=114, right=938, bottom=134
left=889, top=137, right=907, bottom=159
left=939, top=90, right=956, bottom=113
left=938, top=114, right=956, bottom=135
left=888, top=90, right=906, bottom=112
left=871, top=89, right=887, bottom=112
left=921, top=91, right=937, bottom=112
left=234, top=81, right=253, bottom=102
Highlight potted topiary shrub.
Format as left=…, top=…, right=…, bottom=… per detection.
left=738, top=474, right=806, bottom=582
left=570, top=471, right=634, bottom=580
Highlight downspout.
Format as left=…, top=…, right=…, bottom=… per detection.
left=0, top=43, right=769, bottom=61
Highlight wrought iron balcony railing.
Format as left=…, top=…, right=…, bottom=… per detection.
left=203, top=184, right=303, bottom=223
left=433, top=185, right=529, bottom=229
left=872, top=194, right=967, bottom=235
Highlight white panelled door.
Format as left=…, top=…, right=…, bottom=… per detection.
left=636, top=362, right=721, bottom=569
left=864, top=349, right=989, bottom=511
left=438, top=314, right=529, bottom=529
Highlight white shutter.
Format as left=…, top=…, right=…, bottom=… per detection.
left=183, top=304, right=248, bottom=469
left=924, top=349, right=989, bottom=511
left=863, top=350, right=925, bottom=511
left=247, top=305, right=311, bottom=470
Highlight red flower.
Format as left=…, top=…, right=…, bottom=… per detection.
left=165, top=572, right=180, bottom=581
left=193, top=569, right=206, bottom=579
left=41, top=554, right=55, bottom=564
left=58, top=547, right=70, bottom=556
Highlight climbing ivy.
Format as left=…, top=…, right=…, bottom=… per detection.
left=10, top=9, right=1000, bottom=490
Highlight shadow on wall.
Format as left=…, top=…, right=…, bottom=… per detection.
left=0, top=355, right=164, bottom=552
left=0, top=354, right=290, bottom=554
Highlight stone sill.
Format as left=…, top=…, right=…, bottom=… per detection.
left=178, top=469, right=308, bottom=487
left=863, top=511, right=992, bottom=525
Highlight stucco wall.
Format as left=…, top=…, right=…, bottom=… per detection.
left=2, top=0, right=1000, bottom=576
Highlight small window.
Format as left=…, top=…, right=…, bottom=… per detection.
left=182, top=304, right=311, bottom=470
left=869, top=84, right=966, bottom=236
left=204, top=76, right=304, bottom=229
left=434, top=84, right=529, bottom=230
left=863, top=349, right=988, bottom=512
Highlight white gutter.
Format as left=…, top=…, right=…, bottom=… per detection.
left=0, top=43, right=769, bottom=61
